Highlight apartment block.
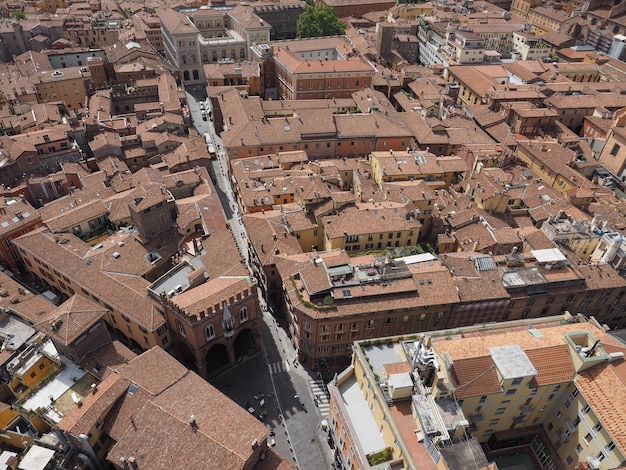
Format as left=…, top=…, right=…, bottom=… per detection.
left=252, top=1, right=306, bottom=40
left=217, top=88, right=413, bottom=160
left=512, top=31, right=551, bottom=61
left=276, top=250, right=460, bottom=369
left=63, top=18, right=122, bottom=49
left=9, top=124, right=82, bottom=175
left=14, top=229, right=172, bottom=353
left=527, top=6, right=572, bottom=35
left=256, top=36, right=376, bottom=101
left=160, top=5, right=270, bottom=86
left=204, top=61, right=263, bottom=96
left=133, top=12, right=164, bottom=53
left=30, top=66, right=91, bottom=110
left=0, top=197, right=43, bottom=273
left=316, top=0, right=396, bottom=19
left=328, top=314, right=626, bottom=470
left=370, top=150, right=468, bottom=189
left=325, top=204, right=423, bottom=250
left=515, top=141, right=597, bottom=208
left=541, top=212, right=603, bottom=262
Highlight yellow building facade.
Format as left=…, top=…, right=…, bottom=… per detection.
left=370, top=151, right=467, bottom=190
left=328, top=315, right=626, bottom=470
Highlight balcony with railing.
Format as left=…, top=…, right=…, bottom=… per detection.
left=520, top=404, right=534, bottom=414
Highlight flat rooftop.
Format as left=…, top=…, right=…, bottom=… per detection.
left=148, top=256, right=206, bottom=298
left=22, top=346, right=86, bottom=420
left=490, top=344, right=537, bottom=380
left=0, top=316, right=36, bottom=354
left=362, top=342, right=406, bottom=378
left=337, top=373, right=386, bottom=455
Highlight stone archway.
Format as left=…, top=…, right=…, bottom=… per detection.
left=205, top=343, right=229, bottom=373
left=178, top=341, right=197, bottom=372
left=234, top=328, right=256, bottom=361
left=128, top=337, right=144, bottom=354
left=113, top=328, right=129, bottom=344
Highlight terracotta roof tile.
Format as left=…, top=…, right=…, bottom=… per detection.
left=106, top=347, right=270, bottom=469
left=58, top=373, right=130, bottom=434
left=118, top=347, right=186, bottom=396
left=450, top=356, right=500, bottom=399
left=15, top=230, right=165, bottom=331
left=81, top=341, right=136, bottom=380
left=577, top=348, right=626, bottom=454
left=526, top=344, right=574, bottom=386
left=35, top=295, right=107, bottom=346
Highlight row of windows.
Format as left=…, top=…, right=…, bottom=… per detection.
left=181, top=48, right=246, bottom=65
left=318, top=344, right=352, bottom=354
left=299, top=80, right=366, bottom=90
left=232, top=140, right=395, bottom=156
left=316, top=313, right=441, bottom=335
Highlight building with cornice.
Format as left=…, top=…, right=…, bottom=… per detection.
left=159, top=5, right=270, bottom=86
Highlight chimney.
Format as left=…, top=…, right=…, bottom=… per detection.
left=189, top=414, right=197, bottom=431
left=91, top=383, right=98, bottom=395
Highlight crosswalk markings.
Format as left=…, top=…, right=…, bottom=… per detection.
left=267, top=360, right=290, bottom=374
left=309, top=379, right=330, bottom=417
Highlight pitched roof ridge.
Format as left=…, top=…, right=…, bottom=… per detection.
left=142, top=398, right=248, bottom=463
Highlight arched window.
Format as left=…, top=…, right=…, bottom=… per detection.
left=193, top=69, right=199, bottom=80
left=181, top=55, right=187, bottom=65
left=202, top=53, right=208, bottom=63
left=240, top=48, right=245, bottom=58
left=183, top=70, right=190, bottom=81
left=178, top=322, right=186, bottom=337
left=191, top=53, right=197, bottom=64
left=207, top=20, right=212, bottom=28
left=239, top=307, right=248, bottom=322
left=212, top=50, right=217, bottom=61
left=205, top=324, right=215, bottom=340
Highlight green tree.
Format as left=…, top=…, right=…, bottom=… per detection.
left=11, top=11, right=26, bottom=19
left=296, top=6, right=345, bottom=39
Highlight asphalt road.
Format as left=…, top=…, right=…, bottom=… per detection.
left=186, top=88, right=335, bottom=469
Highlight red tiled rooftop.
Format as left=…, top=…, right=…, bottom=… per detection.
left=449, top=356, right=500, bottom=399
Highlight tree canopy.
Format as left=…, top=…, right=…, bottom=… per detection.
left=296, top=6, right=345, bottom=39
